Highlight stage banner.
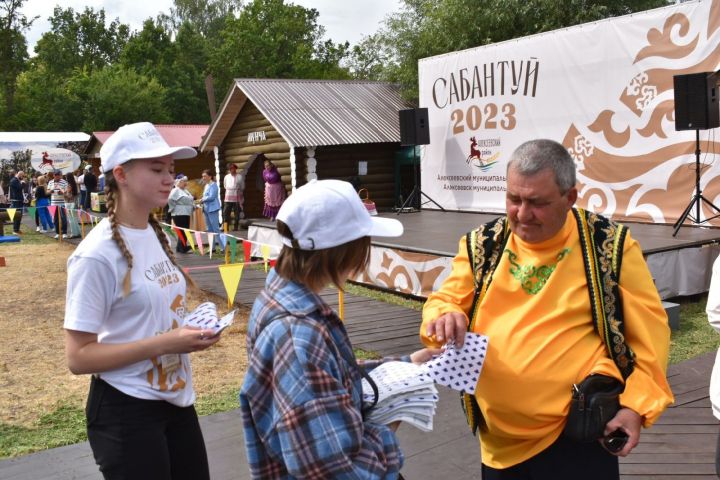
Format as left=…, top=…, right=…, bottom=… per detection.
left=419, top=0, right=720, bottom=224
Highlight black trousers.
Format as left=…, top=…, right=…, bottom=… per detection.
left=86, top=377, right=210, bottom=480
left=222, top=200, right=241, bottom=230
left=172, top=215, right=191, bottom=252
left=10, top=201, right=23, bottom=232
left=481, top=433, right=619, bottom=480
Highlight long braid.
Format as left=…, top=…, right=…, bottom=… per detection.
left=148, top=213, right=196, bottom=289
left=105, top=176, right=134, bottom=297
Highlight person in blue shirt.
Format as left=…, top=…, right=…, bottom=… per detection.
left=199, top=169, right=222, bottom=252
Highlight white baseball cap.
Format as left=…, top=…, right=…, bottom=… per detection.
left=277, top=179, right=403, bottom=250
left=100, top=122, right=197, bottom=173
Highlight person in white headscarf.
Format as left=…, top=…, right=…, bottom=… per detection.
left=168, top=175, right=195, bottom=253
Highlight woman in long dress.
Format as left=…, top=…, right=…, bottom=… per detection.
left=261, top=155, right=285, bottom=220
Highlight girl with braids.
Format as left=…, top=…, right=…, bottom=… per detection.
left=63, top=122, right=219, bottom=480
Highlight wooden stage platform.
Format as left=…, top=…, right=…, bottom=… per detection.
left=372, top=209, right=720, bottom=256
left=251, top=209, right=720, bottom=300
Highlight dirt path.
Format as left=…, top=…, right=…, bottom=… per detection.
left=0, top=240, right=248, bottom=427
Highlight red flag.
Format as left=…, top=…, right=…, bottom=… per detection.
left=174, top=227, right=186, bottom=246
left=243, top=240, right=252, bottom=263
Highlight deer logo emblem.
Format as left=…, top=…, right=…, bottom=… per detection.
left=466, top=137, right=482, bottom=165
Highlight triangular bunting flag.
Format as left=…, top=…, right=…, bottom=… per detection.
left=6, top=208, right=16, bottom=221
left=174, top=228, right=186, bottom=246
left=48, top=205, right=57, bottom=219
left=228, top=237, right=237, bottom=263
left=185, top=229, right=196, bottom=251
left=195, top=231, right=205, bottom=256
left=261, top=244, right=271, bottom=273
left=27, top=206, right=36, bottom=218
left=208, top=233, right=215, bottom=258
left=218, top=264, right=244, bottom=309
left=243, top=240, right=252, bottom=263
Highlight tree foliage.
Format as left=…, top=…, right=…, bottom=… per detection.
left=0, top=0, right=678, bottom=131
left=160, top=0, right=243, bottom=40
left=33, top=6, right=129, bottom=77
left=0, top=0, right=36, bottom=125
left=65, top=65, right=171, bottom=132
left=208, top=0, right=350, bottom=92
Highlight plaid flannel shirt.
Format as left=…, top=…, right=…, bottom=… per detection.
left=240, top=269, right=403, bottom=479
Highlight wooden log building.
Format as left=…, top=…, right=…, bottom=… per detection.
left=200, top=78, right=414, bottom=217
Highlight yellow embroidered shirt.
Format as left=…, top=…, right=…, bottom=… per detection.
left=420, top=211, right=673, bottom=468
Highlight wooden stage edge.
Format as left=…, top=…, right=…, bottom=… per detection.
left=252, top=210, right=720, bottom=300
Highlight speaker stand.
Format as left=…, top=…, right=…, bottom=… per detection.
left=396, top=146, right=445, bottom=214
left=672, top=129, right=720, bottom=236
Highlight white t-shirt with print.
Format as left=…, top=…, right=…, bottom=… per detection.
left=64, top=218, right=195, bottom=407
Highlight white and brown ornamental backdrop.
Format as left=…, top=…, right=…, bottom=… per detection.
left=418, top=0, right=720, bottom=225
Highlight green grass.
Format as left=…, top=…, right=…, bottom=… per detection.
left=344, top=282, right=423, bottom=311
left=2, top=227, right=56, bottom=245
left=194, top=388, right=243, bottom=416
left=0, top=404, right=86, bottom=458
left=0, top=389, right=248, bottom=459
left=670, top=294, right=720, bottom=365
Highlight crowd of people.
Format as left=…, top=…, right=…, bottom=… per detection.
left=2, top=146, right=288, bottom=242
left=1, top=166, right=102, bottom=237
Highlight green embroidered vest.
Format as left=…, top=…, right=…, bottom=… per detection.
left=460, top=208, right=635, bottom=435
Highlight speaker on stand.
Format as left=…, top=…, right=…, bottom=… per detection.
left=672, top=71, right=720, bottom=237
left=396, top=108, right=444, bottom=214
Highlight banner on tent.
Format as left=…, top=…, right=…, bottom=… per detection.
left=419, top=0, right=720, bottom=224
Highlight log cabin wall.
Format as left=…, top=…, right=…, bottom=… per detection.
left=296, top=143, right=401, bottom=210
left=180, top=152, right=215, bottom=183
left=221, top=101, right=291, bottom=218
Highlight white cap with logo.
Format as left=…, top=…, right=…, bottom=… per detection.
left=277, top=179, right=403, bottom=250
left=100, top=122, right=197, bottom=173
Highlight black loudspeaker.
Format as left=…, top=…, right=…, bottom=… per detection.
left=673, top=72, right=719, bottom=131
left=399, top=108, right=430, bottom=145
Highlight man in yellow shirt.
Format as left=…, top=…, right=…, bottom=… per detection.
left=420, top=139, right=673, bottom=479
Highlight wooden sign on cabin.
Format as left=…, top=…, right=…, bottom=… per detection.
left=247, top=131, right=267, bottom=143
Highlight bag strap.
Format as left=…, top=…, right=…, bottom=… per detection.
left=359, top=367, right=379, bottom=418
left=573, top=208, right=634, bottom=379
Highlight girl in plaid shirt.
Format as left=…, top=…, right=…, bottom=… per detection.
left=240, top=180, right=438, bottom=479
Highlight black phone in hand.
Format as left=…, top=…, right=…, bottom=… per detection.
left=603, top=429, right=628, bottom=453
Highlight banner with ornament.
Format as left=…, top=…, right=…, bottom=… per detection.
left=418, top=0, right=720, bottom=224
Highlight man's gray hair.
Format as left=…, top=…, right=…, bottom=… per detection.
left=507, top=139, right=576, bottom=193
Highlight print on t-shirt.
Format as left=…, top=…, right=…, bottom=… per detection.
left=146, top=259, right=189, bottom=392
